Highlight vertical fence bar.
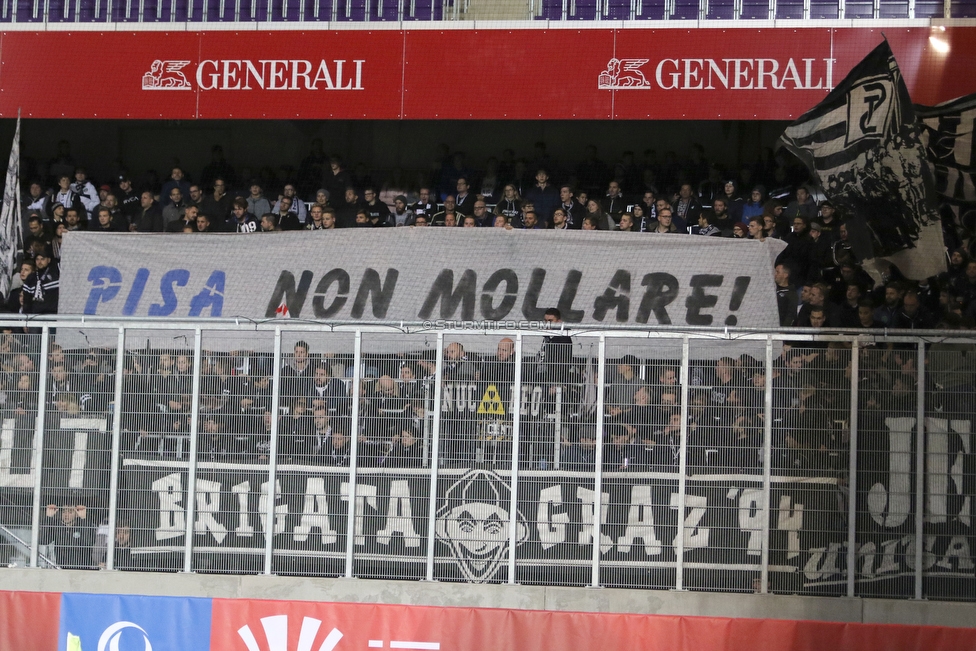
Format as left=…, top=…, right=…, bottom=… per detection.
left=28, top=327, right=51, bottom=568
left=914, top=340, right=925, bottom=599
left=424, top=332, right=445, bottom=581
left=846, top=338, right=859, bottom=597
left=759, top=336, right=774, bottom=594
left=263, top=328, right=283, bottom=575
left=343, top=331, right=363, bottom=578
left=507, top=333, right=524, bottom=584
left=105, top=327, right=126, bottom=571
left=675, top=336, right=691, bottom=590
left=590, top=335, right=607, bottom=587
left=182, top=328, right=203, bottom=572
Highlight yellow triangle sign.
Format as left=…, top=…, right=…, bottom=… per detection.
left=477, top=384, right=506, bottom=416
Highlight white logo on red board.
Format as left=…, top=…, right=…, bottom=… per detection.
left=236, top=615, right=441, bottom=651
left=142, top=60, right=193, bottom=90
left=598, top=58, right=651, bottom=89
left=238, top=616, right=342, bottom=651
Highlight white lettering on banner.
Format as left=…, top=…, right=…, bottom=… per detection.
left=632, top=57, right=835, bottom=92
left=671, top=493, right=709, bottom=550
left=195, top=478, right=228, bottom=543
left=576, top=487, right=613, bottom=553
left=232, top=480, right=255, bottom=537
left=191, top=59, right=365, bottom=91
left=294, top=477, right=337, bottom=545
left=804, top=542, right=844, bottom=580
left=537, top=485, right=570, bottom=550
left=341, top=481, right=378, bottom=546
left=0, top=418, right=33, bottom=488
left=776, top=494, right=803, bottom=559
left=616, top=485, right=662, bottom=557
left=260, top=479, right=288, bottom=536
left=734, top=488, right=764, bottom=557
left=61, top=417, right=108, bottom=489
left=376, top=479, right=421, bottom=548
left=152, top=472, right=185, bottom=541
left=925, top=418, right=972, bottom=526
left=69, top=431, right=88, bottom=489
left=868, top=417, right=914, bottom=528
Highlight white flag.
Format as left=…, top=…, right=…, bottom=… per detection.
left=0, top=114, right=21, bottom=300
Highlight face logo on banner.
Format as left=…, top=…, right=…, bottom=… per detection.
left=435, top=469, right=528, bottom=583
left=238, top=616, right=342, bottom=651
left=142, top=60, right=192, bottom=90
left=598, top=58, right=651, bottom=89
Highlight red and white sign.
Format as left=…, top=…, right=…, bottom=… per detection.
left=210, top=596, right=976, bottom=651
left=0, top=27, right=973, bottom=120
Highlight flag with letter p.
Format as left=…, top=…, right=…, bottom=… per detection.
left=780, top=41, right=944, bottom=280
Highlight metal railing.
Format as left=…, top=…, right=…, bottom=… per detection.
left=0, top=316, right=974, bottom=601
left=0, top=0, right=969, bottom=22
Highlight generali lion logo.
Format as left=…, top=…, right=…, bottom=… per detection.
left=598, top=58, right=650, bottom=89
left=435, top=468, right=528, bottom=583
left=142, top=60, right=192, bottom=90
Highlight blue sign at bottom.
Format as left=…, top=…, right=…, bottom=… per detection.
left=58, top=593, right=213, bottom=651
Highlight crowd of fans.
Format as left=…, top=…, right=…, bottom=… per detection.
left=9, top=139, right=976, bottom=329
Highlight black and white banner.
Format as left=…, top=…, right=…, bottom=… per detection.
left=917, top=92, right=976, bottom=250
left=0, top=416, right=110, bottom=495
left=780, top=40, right=944, bottom=280
left=59, top=230, right=785, bottom=329
left=116, top=457, right=844, bottom=592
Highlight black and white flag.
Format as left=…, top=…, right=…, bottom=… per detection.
left=916, top=93, right=976, bottom=252
left=0, top=114, right=21, bottom=299
left=781, top=41, right=944, bottom=280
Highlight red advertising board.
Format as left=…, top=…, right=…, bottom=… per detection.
left=0, top=590, right=60, bottom=651
left=209, top=596, right=976, bottom=651
left=0, top=27, right=973, bottom=120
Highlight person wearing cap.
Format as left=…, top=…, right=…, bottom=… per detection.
left=816, top=200, right=841, bottom=242
left=114, top=175, right=141, bottom=221
left=808, top=221, right=835, bottom=277
left=22, top=248, right=59, bottom=314
left=741, top=185, right=767, bottom=222
left=390, top=194, right=415, bottom=226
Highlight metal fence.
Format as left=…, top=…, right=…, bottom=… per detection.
left=1, top=317, right=974, bottom=601
left=0, top=0, right=972, bottom=22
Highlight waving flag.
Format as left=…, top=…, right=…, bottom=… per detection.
left=916, top=93, right=976, bottom=251
left=780, top=41, right=944, bottom=280
left=0, top=114, right=21, bottom=299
